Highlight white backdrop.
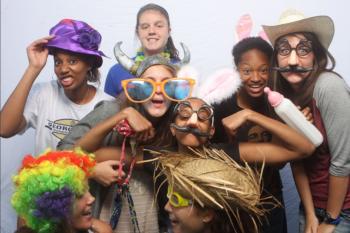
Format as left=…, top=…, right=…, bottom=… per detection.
left=1, top=1, right=349, bottom=232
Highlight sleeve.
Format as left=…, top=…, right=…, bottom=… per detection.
left=21, top=83, right=44, bottom=131
left=56, top=100, right=120, bottom=150
left=104, top=64, right=133, bottom=97
left=314, top=73, right=350, bottom=176
left=211, top=140, right=241, bottom=162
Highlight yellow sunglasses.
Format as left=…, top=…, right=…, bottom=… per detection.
left=121, top=78, right=196, bottom=103
left=167, top=186, right=193, bottom=208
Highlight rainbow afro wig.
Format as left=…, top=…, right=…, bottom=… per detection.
left=11, top=148, right=96, bottom=233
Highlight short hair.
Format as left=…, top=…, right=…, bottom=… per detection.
left=232, top=37, right=273, bottom=66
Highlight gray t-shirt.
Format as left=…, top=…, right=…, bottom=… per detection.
left=57, top=100, right=121, bottom=150
left=313, top=72, right=350, bottom=176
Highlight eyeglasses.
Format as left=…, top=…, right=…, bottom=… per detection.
left=276, top=39, right=313, bottom=57
left=167, top=186, right=193, bottom=208
left=175, top=101, right=214, bottom=121
left=121, top=78, right=195, bottom=103
left=238, top=66, right=269, bottom=78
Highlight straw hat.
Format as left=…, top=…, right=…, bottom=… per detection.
left=152, top=147, right=266, bottom=232
left=262, top=9, right=334, bottom=48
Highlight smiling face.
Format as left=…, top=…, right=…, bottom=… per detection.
left=164, top=188, right=214, bottom=233
left=171, top=98, right=214, bottom=148
left=141, top=65, right=173, bottom=118
left=53, top=51, right=91, bottom=91
left=276, top=33, right=315, bottom=90
left=137, top=9, right=171, bottom=56
left=237, top=49, right=270, bottom=98
left=71, top=190, right=95, bottom=230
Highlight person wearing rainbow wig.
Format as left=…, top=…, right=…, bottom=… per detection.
left=11, top=149, right=112, bottom=233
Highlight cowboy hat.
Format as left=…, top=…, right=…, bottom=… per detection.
left=262, top=9, right=334, bottom=49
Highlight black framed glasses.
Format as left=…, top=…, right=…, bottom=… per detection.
left=276, top=39, right=313, bottom=57
left=175, top=101, right=214, bottom=121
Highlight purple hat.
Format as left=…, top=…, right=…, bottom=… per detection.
left=47, top=19, right=105, bottom=68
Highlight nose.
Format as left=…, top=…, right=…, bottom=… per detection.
left=60, top=62, right=69, bottom=74
left=155, top=83, right=162, bottom=94
left=288, top=49, right=298, bottom=66
left=251, top=70, right=260, bottom=82
left=164, top=201, right=172, bottom=213
left=148, top=25, right=156, bottom=34
left=86, top=191, right=95, bottom=205
left=187, top=112, right=198, bottom=126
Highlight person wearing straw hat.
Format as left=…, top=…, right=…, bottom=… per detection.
left=12, top=149, right=112, bottom=233
left=263, top=9, right=350, bottom=233
left=157, top=148, right=264, bottom=233
left=0, top=19, right=113, bottom=155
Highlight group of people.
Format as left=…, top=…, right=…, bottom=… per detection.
left=1, top=3, right=349, bottom=233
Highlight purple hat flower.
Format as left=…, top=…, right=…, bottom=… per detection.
left=47, top=19, right=106, bottom=68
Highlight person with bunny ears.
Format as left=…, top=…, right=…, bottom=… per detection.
left=206, top=34, right=314, bottom=232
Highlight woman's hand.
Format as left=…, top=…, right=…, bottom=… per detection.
left=304, top=213, right=319, bottom=233
left=27, top=36, right=54, bottom=71
left=300, top=106, right=314, bottom=123
left=91, top=218, right=113, bottom=233
left=91, top=160, right=125, bottom=187
left=120, top=107, right=155, bottom=142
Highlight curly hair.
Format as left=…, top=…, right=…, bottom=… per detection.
left=11, top=149, right=95, bottom=233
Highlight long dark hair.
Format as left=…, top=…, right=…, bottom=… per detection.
left=269, top=32, right=338, bottom=108
left=135, top=3, right=179, bottom=60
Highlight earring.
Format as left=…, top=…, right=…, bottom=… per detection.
left=88, top=70, right=93, bottom=80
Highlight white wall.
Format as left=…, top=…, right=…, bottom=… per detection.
left=1, top=1, right=349, bottom=232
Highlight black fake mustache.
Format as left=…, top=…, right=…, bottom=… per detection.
left=272, top=66, right=313, bottom=73
left=170, top=123, right=211, bottom=137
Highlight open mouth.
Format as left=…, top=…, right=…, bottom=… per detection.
left=81, top=209, right=92, bottom=217
left=59, top=76, right=73, bottom=87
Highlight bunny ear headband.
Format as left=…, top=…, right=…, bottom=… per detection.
left=235, top=14, right=270, bottom=43
left=176, top=14, right=272, bottom=105
left=177, top=65, right=241, bottom=105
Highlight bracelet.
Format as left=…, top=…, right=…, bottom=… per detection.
left=322, top=211, right=341, bottom=225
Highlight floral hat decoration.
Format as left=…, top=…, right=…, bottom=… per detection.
left=11, top=148, right=96, bottom=233
left=47, top=19, right=106, bottom=68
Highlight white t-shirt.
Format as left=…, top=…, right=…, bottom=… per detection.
left=22, top=80, right=114, bottom=154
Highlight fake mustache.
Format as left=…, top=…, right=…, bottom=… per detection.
left=272, top=66, right=313, bottom=73
left=170, top=123, right=211, bottom=137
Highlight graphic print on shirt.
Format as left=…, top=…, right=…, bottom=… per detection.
left=45, top=118, right=79, bottom=140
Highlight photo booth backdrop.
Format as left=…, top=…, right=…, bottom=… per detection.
left=1, top=1, right=349, bottom=232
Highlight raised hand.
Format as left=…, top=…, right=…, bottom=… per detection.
left=120, top=107, right=155, bottom=142
left=27, top=35, right=54, bottom=70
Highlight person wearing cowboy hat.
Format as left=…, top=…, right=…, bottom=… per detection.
left=263, top=9, right=350, bottom=233
left=0, top=19, right=113, bottom=155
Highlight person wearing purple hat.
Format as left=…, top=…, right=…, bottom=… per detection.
left=0, top=19, right=113, bottom=155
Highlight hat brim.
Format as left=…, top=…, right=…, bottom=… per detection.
left=262, top=15, right=334, bottom=49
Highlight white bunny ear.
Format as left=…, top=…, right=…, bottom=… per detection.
left=197, top=68, right=241, bottom=105
left=177, top=65, right=201, bottom=96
